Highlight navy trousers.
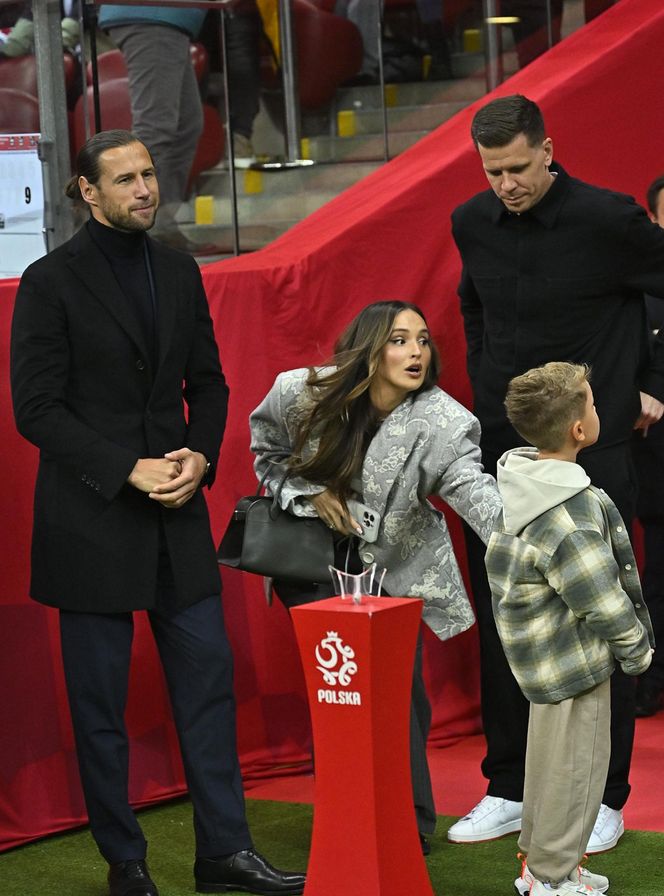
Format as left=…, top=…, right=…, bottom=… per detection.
left=59, top=595, right=252, bottom=864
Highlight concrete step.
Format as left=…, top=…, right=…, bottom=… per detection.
left=199, top=189, right=341, bottom=226
left=335, top=100, right=467, bottom=136
left=332, top=75, right=486, bottom=112
left=190, top=73, right=485, bottom=253
left=180, top=0, right=589, bottom=261
left=196, top=160, right=381, bottom=199
left=181, top=220, right=294, bottom=257
left=302, top=129, right=428, bottom=163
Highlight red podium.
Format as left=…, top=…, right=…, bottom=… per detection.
left=291, top=596, right=434, bottom=896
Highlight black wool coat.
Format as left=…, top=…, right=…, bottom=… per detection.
left=10, top=224, right=228, bottom=613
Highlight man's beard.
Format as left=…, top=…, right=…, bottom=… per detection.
left=105, top=202, right=158, bottom=233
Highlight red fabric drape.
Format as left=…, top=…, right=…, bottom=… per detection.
left=2, top=0, right=663, bottom=851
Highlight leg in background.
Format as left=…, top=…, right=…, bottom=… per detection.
left=110, top=24, right=203, bottom=223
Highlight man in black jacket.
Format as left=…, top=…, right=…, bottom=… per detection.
left=10, top=130, right=305, bottom=896
left=449, top=94, right=664, bottom=857
left=630, top=173, right=664, bottom=718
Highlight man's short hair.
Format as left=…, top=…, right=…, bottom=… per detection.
left=471, top=94, right=545, bottom=149
left=505, top=362, right=590, bottom=452
left=65, top=129, right=148, bottom=201
left=646, top=174, right=664, bottom=217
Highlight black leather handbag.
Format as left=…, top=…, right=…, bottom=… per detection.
left=217, top=464, right=335, bottom=583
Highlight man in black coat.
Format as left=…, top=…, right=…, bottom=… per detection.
left=448, top=95, right=664, bottom=859
left=10, top=130, right=305, bottom=896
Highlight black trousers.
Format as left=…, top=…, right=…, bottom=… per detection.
left=638, top=521, right=664, bottom=689
left=274, top=539, right=437, bottom=835
left=465, top=442, right=638, bottom=809
left=59, top=594, right=252, bottom=863
left=225, top=7, right=262, bottom=139
left=632, top=425, right=664, bottom=691
left=502, top=0, right=563, bottom=68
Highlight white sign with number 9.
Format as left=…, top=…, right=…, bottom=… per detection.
left=0, top=134, right=46, bottom=277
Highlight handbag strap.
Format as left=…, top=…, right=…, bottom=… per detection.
left=255, top=452, right=291, bottom=520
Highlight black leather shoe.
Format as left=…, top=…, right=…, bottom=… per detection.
left=419, top=833, right=431, bottom=855
left=194, top=849, right=305, bottom=894
left=108, top=859, right=159, bottom=896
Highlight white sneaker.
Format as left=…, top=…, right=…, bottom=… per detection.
left=567, top=863, right=609, bottom=892
left=586, top=804, right=624, bottom=853
left=447, top=795, right=522, bottom=843
left=528, top=880, right=606, bottom=895
left=515, top=861, right=609, bottom=895
left=233, top=133, right=257, bottom=169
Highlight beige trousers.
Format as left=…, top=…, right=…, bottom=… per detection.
left=519, top=677, right=611, bottom=884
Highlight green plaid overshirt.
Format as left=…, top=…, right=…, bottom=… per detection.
left=486, top=484, right=653, bottom=704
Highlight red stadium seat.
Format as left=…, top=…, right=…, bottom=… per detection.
left=189, top=102, right=224, bottom=189
left=260, top=0, right=363, bottom=109
left=293, top=0, right=363, bottom=108
left=87, top=48, right=128, bottom=83
left=0, top=55, right=39, bottom=95
left=72, top=78, right=133, bottom=155
left=0, top=88, right=40, bottom=133
left=189, top=41, right=209, bottom=84
left=0, top=52, right=79, bottom=106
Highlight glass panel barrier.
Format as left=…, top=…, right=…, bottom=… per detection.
left=0, top=0, right=617, bottom=267
left=203, top=0, right=604, bottom=260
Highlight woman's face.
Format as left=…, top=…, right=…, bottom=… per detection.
left=370, top=309, right=432, bottom=412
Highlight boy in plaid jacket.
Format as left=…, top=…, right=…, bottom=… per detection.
left=485, top=362, right=654, bottom=896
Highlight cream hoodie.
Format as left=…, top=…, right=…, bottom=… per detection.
left=497, top=446, right=590, bottom=534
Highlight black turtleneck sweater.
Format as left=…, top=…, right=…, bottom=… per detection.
left=87, top=216, right=157, bottom=369
left=87, top=218, right=177, bottom=599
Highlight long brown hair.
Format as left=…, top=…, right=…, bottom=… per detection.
left=288, top=301, right=441, bottom=498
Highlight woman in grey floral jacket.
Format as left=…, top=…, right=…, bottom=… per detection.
left=249, top=300, right=501, bottom=850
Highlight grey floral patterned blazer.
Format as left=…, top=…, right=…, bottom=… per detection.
left=249, top=368, right=501, bottom=642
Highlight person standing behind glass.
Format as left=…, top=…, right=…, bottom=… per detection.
left=98, top=3, right=208, bottom=243
left=249, top=300, right=502, bottom=856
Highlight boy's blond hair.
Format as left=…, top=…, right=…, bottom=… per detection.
left=505, top=362, right=590, bottom=452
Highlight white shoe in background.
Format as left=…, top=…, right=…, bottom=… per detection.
left=233, top=133, right=257, bottom=169
left=447, top=795, right=523, bottom=843
left=586, top=804, right=624, bottom=853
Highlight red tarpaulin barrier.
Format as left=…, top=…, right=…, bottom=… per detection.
left=2, top=0, right=663, bottom=851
